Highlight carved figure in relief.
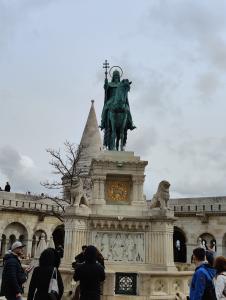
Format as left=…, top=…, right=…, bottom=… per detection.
left=124, top=234, right=135, bottom=261
left=112, top=234, right=124, bottom=260
left=70, top=177, right=89, bottom=207
left=135, top=234, right=144, bottom=262
left=150, top=180, right=170, bottom=209
left=94, top=233, right=101, bottom=250
left=100, top=234, right=109, bottom=259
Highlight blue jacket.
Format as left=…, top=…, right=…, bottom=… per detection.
left=190, top=263, right=216, bottom=300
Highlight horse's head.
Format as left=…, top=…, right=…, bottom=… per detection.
left=120, top=79, right=132, bottom=92
left=112, top=78, right=132, bottom=108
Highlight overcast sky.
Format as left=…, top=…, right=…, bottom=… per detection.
left=0, top=0, right=226, bottom=199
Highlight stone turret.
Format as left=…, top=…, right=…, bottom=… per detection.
left=62, top=100, right=102, bottom=201
left=77, top=100, right=102, bottom=175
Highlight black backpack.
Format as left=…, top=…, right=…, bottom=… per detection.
left=202, top=265, right=217, bottom=300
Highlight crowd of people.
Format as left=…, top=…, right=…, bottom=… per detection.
left=2, top=241, right=226, bottom=300
left=186, top=247, right=226, bottom=300
left=0, top=242, right=105, bottom=300
left=0, top=182, right=11, bottom=192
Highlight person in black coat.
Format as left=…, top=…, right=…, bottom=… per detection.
left=4, top=182, right=11, bottom=192
left=73, top=245, right=105, bottom=300
left=27, top=248, right=64, bottom=300
left=1, top=241, right=27, bottom=300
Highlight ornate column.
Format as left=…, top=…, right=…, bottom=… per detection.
left=91, top=175, right=106, bottom=205
left=148, top=210, right=177, bottom=271
left=26, top=239, right=33, bottom=258
left=132, top=176, right=139, bottom=203
left=62, top=215, right=89, bottom=267
left=132, top=175, right=145, bottom=204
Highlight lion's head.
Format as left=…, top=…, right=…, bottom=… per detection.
left=158, top=180, right=170, bottom=192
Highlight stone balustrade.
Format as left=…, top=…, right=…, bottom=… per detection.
left=169, top=203, right=225, bottom=213
left=0, top=191, right=63, bottom=214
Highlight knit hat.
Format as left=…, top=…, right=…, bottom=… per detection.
left=11, top=241, right=25, bottom=251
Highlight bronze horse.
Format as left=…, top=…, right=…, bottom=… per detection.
left=107, top=79, right=131, bottom=151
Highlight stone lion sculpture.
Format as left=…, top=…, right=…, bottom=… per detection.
left=70, top=177, right=89, bottom=207
left=150, top=180, right=170, bottom=209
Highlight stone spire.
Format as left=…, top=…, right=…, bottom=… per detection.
left=78, top=100, right=102, bottom=175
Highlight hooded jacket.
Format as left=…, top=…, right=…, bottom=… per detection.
left=1, top=252, right=27, bottom=298
left=190, top=263, right=216, bottom=300
left=27, top=248, right=64, bottom=300
left=73, top=246, right=105, bottom=300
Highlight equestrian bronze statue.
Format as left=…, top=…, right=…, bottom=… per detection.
left=100, top=61, right=136, bottom=151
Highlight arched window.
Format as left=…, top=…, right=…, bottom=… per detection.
left=198, top=233, right=216, bottom=252
left=173, top=227, right=187, bottom=263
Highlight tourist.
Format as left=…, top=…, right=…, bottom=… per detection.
left=213, top=256, right=226, bottom=299
left=73, top=245, right=87, bottom=266
left=73, top=245, right=105, bottom=300
left=189, top=247, right=216, bottom=300
left=4, top=182, right=11, bottom=192
left=0, top=241, right=27, bottom=300
left=56, top=245, right=64, bottom=259
left=28, top=248, right=64, bottom=300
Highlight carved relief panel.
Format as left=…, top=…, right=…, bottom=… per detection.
left=93, top=232, right=145, bottom=263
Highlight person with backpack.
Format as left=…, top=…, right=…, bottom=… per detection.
left=213, top=256, right=226, bottom=299
left=189, top=247, right=216, bottom=300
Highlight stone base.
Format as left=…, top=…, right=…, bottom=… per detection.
left=61, top=269, right=192, bottom=300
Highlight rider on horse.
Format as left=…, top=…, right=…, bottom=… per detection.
left=100, top=70, right=135, bottom=131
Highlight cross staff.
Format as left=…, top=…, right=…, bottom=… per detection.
left=103, top=59, right=110, bottom=80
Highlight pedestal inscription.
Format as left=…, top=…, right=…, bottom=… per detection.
left=93, top=232, right=145, bottom=262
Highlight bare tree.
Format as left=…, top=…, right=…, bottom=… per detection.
left=41, top=141, right=84, bottom=219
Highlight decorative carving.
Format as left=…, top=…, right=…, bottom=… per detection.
left=90, top=219, right=149, bottom=231
left=172, top=280, right=182, bottom=292
left=93, top=232, right=144, bottom=262
left=150, top=180, right=170, bottom=209
left=154, top=279, right=166, bottom=293
left=106, top=181, right=130, bottom=202
left=70, top=177, right=89, bottom=207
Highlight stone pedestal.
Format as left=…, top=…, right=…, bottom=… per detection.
left=90, top=151, right=147, bottom=207
left=62, top=151, right=179, bottom=297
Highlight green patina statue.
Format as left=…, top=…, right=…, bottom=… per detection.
left=100, top=61, right=136, bottom=151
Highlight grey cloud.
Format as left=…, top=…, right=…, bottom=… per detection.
left=0, top=0, right=57, bottom=49
left=163, top=136, right=226, bottom=196
left=147, top=0, right=226, bottom=72
left=133, top=69, right=182, bottom=117
left=127, top=127, right=158, bottom=157
left=0, top=145, right=45, bottom=193
left=196, top=72, right=221, bottom=99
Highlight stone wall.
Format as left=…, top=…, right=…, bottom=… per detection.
left=0, top=191, right=63, bottom=257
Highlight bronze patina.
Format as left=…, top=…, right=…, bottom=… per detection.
left=100, top=60, right=136, bottom=151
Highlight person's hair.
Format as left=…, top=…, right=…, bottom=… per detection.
left=84, top=245, right=97, bottom=263
left=205, top=251, right=214, bottom=266
left=193, top=247, right=205, bottom=261
left=214, top=256, right=226, bottom=276
left=82, top=245, right=87, bottom=251
left=39, top=248, right=61, bottom=268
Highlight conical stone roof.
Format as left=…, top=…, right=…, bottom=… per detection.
left=78, top=100, right=102, bottom=175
